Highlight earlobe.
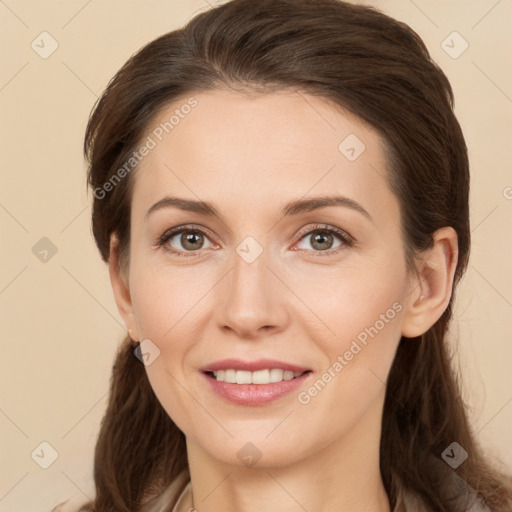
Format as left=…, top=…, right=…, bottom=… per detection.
left=401, top=227, right=459, bottom=338
left=109, top=234, right=140, bottom=341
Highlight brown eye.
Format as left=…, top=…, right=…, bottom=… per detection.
left=179, top=231, right=205, bottom=251
left=298, top=229, right=342, bottom=252
left=309, top=230, right=335, bottom=251
left=159, top=226, right=215, bottom=255
left=294, top=225, right=353, bottom=255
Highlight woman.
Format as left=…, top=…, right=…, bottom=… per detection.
left=53, top=0, right=512, bottom=510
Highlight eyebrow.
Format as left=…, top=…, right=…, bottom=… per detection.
left=145, top=195, right=371, bottom=221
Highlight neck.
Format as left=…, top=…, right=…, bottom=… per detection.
left=184, top=393, right=391, bottom=512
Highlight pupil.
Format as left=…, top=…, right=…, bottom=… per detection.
left=183, top=232, right=202, bottom=250
left=313, top=231, right=332, bottom=250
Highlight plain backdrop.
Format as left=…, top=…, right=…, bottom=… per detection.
left=1, top=1, right=511, bottom=510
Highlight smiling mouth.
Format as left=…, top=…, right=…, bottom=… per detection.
left=204, top=369, right=312, bottom=384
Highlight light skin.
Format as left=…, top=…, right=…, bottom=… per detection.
left=109, top=88, right=458, bottom=512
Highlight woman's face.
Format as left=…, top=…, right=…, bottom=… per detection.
left=116, top=88, right=417, bottom=467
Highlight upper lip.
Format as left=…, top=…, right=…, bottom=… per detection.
left=200, top=359, right=311, bottom=373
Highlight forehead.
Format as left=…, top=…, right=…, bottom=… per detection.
left=131, top=88, right=397, bottom=223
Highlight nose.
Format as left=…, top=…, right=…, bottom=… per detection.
left=216, top=245, right=289, bottom=340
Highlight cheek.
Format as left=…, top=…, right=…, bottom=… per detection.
left=293, top=286, right=404, bottom=442
left=129, top=261, right=214, bottom=341
left=291, top=260, right=406, bottom=402
left=128, top=264, right=211, bottom=430
left=290, top=256, right=406, bottom=343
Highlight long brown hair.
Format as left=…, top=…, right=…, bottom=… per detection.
left=82, top=0, right=512, bottom=510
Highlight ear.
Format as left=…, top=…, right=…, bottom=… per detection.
left=401, top=227, right=459, bottom=338
left=109, top=233, right=140, bottom=341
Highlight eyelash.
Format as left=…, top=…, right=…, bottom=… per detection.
left=156, top=223, right=354, bottom=258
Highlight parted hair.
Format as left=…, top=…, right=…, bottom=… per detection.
left=80, top=0, right=512, bottom=510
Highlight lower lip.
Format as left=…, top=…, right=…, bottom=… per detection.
left=202, top=371, right=312, bottom=406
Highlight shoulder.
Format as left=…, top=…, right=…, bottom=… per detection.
left=141, top=469, right=191, bottom=512
left=50, top=470, right=190, bottom=512
left=50, top=497, right=90, bottom=512
left=399, top=485, right=493, bottom=512
left=394, top=486, right=430, bottom=512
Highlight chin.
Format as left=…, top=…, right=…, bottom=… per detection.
left=192, top=430, right=314, bottom=469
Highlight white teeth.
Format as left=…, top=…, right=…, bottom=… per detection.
left=269, top=369, right=284, bottom=383
left=252, top=369, right=270, bottom=384
left=212, top=369, right=304, bottom=384
left=235, top=370, right=252, bottom=384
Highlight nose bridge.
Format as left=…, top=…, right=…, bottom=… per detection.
left=217, top=237, right=287, bottom=337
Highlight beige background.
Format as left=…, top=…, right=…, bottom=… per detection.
left=1, top=0, right=511, bottom=510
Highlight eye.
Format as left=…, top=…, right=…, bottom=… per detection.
left=157, top=225, right=217, bottom=257
left=294, top=225, right=353, bottom=255
left=157, top=223, right=354, bottom=258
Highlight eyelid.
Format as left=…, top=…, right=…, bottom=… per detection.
left=291, top=223, right=354, bottom=255
left=156, top=223, right=218, bottom=257
left=294, top=223, right=353, bottom=244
